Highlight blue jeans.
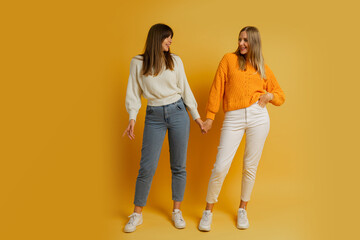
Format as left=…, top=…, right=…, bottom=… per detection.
left=134, top=98, right=190, bottom=207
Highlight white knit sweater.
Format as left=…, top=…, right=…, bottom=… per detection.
left=125, top=54, right=200, bottom=121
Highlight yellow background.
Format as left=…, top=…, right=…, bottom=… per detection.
left=1, top=0, right=360, bottom=239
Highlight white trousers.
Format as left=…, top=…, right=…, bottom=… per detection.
left=206, top=102, right=270, bottom=203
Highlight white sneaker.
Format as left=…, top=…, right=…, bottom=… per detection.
left=237, top=208, right=249, bottom=229
left=172, top=209, right=186, bottom=229
left=124, top=212, right=143, bottom=233
left=198, top=210, right=212, bottom=231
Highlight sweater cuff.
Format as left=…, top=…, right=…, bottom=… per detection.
left=206, top=111, right=215, bottom=120
left=189, top=109, right=200, bottom=121
left=269, top=93, right=285, bottom=106
left=129, top=112, right=138, bottom=121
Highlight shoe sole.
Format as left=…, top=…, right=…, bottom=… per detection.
left=124, top=228, right=135, bottom=233
left=175, top=225, right=186, bottom=229
left=198, top=226, right=211, bottom=232
left=237, top=223, right=249, bottom=230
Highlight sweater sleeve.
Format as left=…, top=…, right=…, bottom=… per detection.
left=175, top=56, right=200, bottom=120
left=125, top=58, right=142, bottom=121
left=265, top=65, right=285, bottom=106
left=206, top=55, right=227, bottom=120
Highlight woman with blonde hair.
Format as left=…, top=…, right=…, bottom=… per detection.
left=198, top=26, right=285, bottom=231
left=123, top=23, right=203, bottom=232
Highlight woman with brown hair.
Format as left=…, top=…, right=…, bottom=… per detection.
left=123, top=23, right=203, bottom=232
left=198, top=26, right=285, bottom=231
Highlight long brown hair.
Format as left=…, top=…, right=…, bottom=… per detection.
left=234, top=26, right=266, bottom=79
left=141, top=23, right=174, bottom=76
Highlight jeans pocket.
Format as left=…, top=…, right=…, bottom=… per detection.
left=254, top=100, right=263, bottom=108
left=258, top=103, right=265, bottom=109
left=176, top=104, right=184, bottom=111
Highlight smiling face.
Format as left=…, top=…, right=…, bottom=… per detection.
left=162, top=36, right=172, bottom=52
left=238, top=31, right=249, bottom=55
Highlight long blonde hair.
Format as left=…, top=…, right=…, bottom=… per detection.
left=141, top=23, right=174, bottom=76
left=234, top=26, right=266, bottom=79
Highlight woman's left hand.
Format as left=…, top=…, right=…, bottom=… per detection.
left=258, top=93, right=273, bottom=108
left=195, top=118, right=204, bottom=133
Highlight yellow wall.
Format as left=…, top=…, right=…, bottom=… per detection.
left=1, top=0, right=360, bottom=239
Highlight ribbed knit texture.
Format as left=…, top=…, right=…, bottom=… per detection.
left=206, top=53, right=285, bottom=120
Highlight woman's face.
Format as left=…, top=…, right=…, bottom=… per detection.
left=162, top=36, right=172, bottom=52
left=238, top=31, right=249, bottom=55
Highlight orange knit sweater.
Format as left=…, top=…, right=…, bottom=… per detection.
left=206, top=53, right=285, bottom=120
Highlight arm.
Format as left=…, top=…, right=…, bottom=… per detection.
left=175, top=55, right=200, bottom=120
left=264, top=65, right=285, bottom=106
left=202, top=56, right=228, bottom=134
left=125, top=58, right=142, bottom=121
left=124, top=58, right=142, bottom=140
left=205, top=56, right=227, bottom=120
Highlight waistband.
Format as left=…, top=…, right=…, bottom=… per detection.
left=147, top=98, right=183, bottom=108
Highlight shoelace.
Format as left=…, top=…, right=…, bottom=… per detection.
left=127, top=213, right=138, bottom=225
left=203, top=211, right=211, bottom=222
left=174, top=212, right=184, bottom=222
left=238, top=209, right=247, bottom=219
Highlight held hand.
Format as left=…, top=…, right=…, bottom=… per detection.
left=195, top=118, right=204, bottom=133
left=258, top=93, right=273, bottom=108
left=123, top=119, right=136, bottom=140
left=202, top=119, right=213, bottom=134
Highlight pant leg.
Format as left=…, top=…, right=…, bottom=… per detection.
left=167, top=100, right=190, bottom=202
left=206, top=109, right=246, bottom=204
left=134, top=106, right=167, bottom=207
left=241, top=121, right=270, bottom=202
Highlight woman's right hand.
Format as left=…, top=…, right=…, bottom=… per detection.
left=202, top=119, right=213, bottom=134
left=123, top=119, right=136, bottom=140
